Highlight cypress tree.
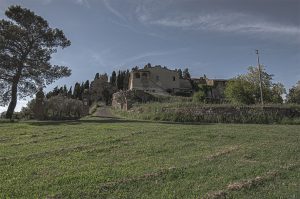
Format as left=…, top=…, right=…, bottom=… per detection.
left=110, top=71, right=117, bottom=86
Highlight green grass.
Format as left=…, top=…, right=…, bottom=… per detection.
left=0, top=119, right=299, bottom=198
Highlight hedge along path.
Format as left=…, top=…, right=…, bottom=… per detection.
left=202, top=163, right=299, bottom=199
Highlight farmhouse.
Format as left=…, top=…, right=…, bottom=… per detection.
left=128, top=65, right=193, bottom=95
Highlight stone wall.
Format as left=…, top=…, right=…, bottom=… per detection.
left=163, top=106, right=300, bottom=117
left=160, top=106, right=300, bottom=123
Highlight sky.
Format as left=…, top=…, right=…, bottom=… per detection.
left=0, top=0, right=300, bottom=112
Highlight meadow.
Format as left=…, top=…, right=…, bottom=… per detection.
left=0, top=118, right=299, bottom=198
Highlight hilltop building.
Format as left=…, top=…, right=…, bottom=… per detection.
left=128, top=65, right=193, bottom=95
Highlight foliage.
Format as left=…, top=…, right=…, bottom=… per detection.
left=0, top=5, right=71, bottom=118
left=271, top=83, right=286, bottom=103
left=286, top=81, right=300, bottom=104
left=109, top=71, right=116, bottom=85
left=225, top=77, right=256, bottom=104
left=192, top=90, right=206, bottom=102
left=46, top=95, right=83, bottom=119
left=116, top=70, right=130, bottom=90
left=183, top=68, right=191, bottom=79
left=94, top=73, right=100, bottom=80
left=225, top=66, right=285, bottom=104
left=19, top=95, right=84, bottom=120
left=177, top=69, right=183, bottom=79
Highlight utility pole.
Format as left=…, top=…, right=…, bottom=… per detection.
left=256, top=49, right=264, bottom=106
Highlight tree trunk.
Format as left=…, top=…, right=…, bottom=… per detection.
left=6, top=70, right=21, bottom=120
left=6, top=81, right=18, bottom=119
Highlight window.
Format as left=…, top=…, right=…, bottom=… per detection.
left=135, top=73, right=140, bottom=78
left=156, top=75, right=159, bottom=81
left=173, top=76, right=176, bottom=81
left=142, top=72, right=148, bottom=77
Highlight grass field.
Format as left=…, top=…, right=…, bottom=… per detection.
left=0, top=118, right=299, bottom=198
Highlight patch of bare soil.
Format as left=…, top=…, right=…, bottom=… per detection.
left=93, top=106, right=115, bottom=118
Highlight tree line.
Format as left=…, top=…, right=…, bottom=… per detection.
left=45, top=69, right=131, bottom=101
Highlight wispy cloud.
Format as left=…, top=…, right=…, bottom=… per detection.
left=141, top=12, right=300, bottom=39
left=90, top=48, right=112, bottom=67
left=75, top=0, right=90, bottom=8
left=102, top=0, right=126, bottom=21
left=121, top=48, right=187, bottom=65
left=41, top=0, right=53, bottom=5
left=153, top=14, right=299, bottom=35
left=33, top=0, right=91, bottom=7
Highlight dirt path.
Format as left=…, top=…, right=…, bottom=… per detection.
left=92, top=106, right=116, bottom=118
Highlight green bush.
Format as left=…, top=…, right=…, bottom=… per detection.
left=192, top=91, right=206, bottom=103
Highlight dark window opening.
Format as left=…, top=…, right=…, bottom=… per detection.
left=173, top=76, right=176, bottom=81
left=142, top=72, right=148, bottom=77
left=135, top=73, right=140, bottom=78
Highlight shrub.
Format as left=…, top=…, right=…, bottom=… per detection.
left=192, top=91, right=206, bottom=103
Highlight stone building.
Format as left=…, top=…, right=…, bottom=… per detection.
left=128, top=66, right=192, bottom=95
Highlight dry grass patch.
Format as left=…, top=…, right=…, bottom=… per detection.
left=203, top=163, right=298, bottom=198
left=99, top=166, right=180, bottom=190
left=206, top=146, right=240, bottom=160
left=202, top=190, right=227, bottom=199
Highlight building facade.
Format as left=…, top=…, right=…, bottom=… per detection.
left=129, top=66, right=192, bottom=95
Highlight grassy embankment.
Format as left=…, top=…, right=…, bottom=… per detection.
left=0, top=119, right=299, bottom=198
left=114, top=102, right=300, bottom=124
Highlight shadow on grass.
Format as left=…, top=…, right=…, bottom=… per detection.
left=26, top=116, right=214, bottom=126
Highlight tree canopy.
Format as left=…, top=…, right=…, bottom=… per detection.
left=0, top=5, right=71, bottom=118
left=225, top=66, right=285, bottom=104
left=286, top=81, right=300, bottom=104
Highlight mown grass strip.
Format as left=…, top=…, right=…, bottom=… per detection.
left=202, top=164, right=299, bottom=199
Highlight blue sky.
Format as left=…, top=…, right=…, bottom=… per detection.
left=0, top=0, right=300, bottom=112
